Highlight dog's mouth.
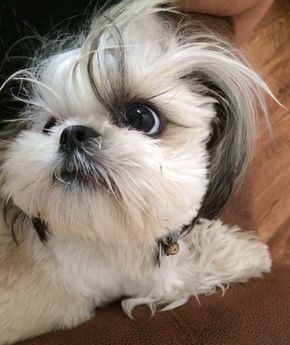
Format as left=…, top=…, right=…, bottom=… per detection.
left=54, top=167, right=96, bottom=186
left=52, top=152, right=118, bottom=194
left=53, top=154, right=101, bottom=187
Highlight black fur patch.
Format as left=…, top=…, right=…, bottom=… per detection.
left=32, top=217, right=49, bottom=242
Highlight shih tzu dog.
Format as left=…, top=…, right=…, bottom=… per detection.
left=0, top=0, right=273, bottom=343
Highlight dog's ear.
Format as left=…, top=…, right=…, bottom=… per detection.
left=197, top=73, right=249, bottom=219
left=187, top=48, right=270, bottom=219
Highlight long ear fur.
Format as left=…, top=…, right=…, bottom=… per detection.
left=161, top=6, right=276, bottom=220
left=124, top=4, right=274, bottom=220
left=198, top=73, right=255, bottom=219
left=184, top=37, right=273, bottom=219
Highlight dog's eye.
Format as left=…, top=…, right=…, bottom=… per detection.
left=124, top=105, right=160, bottom=135
left=43, top=117, right=57, bottom=134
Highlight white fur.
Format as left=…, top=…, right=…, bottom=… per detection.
left=0, top=0, right=272, bottom=344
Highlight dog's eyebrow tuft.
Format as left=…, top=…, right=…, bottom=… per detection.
left=86, top=16, right=128, bottom=117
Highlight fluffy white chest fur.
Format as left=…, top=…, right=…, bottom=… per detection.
left=0, top=0, right=273, bottom=344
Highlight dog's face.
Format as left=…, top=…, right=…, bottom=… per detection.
left=1, top=0, right=267, bottom=246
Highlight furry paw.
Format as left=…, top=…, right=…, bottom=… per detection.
left=186, top=219, right=271, bottom=289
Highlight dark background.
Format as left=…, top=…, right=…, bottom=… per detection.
left=0, top=0, right=119, bottom=129
left=0, top=0, right=122, bottom=69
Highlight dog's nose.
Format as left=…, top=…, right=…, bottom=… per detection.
left=59, top=125, right=99, bottom=152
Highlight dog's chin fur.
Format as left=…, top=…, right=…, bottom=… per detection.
left=0, top=0, right=273, bottom=343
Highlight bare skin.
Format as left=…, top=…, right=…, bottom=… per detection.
left=176, top=0, right=274, bottom=42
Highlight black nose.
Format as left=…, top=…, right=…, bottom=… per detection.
left=59, top=125, right=99, bottom=152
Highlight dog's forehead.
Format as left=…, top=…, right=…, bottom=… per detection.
left=31, top=11, right=216, bottom=130
left=87, top=19, right=172, bottom=90
left=78, top=20, right=213, bottom=123
left=35, top=20, right=169, bottom=119
left=92, top=7, right=168, bottom=50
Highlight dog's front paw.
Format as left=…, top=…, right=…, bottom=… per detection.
left=186, top=219, right=271, bottom=286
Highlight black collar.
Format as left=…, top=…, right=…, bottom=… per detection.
left=32, top=213, right=200, bottom=266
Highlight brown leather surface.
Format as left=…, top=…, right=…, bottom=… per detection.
left=20, top=264, right=290, bottom=345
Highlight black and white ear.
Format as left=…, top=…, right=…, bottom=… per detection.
left=188, top=44, right=272, bottom=220
left=197, top=74, right=252, bottom=219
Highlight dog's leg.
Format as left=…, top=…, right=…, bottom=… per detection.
left=183, top=218, right=272, bottom=291
left=122, top=219, right=271, bottom=314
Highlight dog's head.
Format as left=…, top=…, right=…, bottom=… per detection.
left=1, top=0, right=269, bottom=246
